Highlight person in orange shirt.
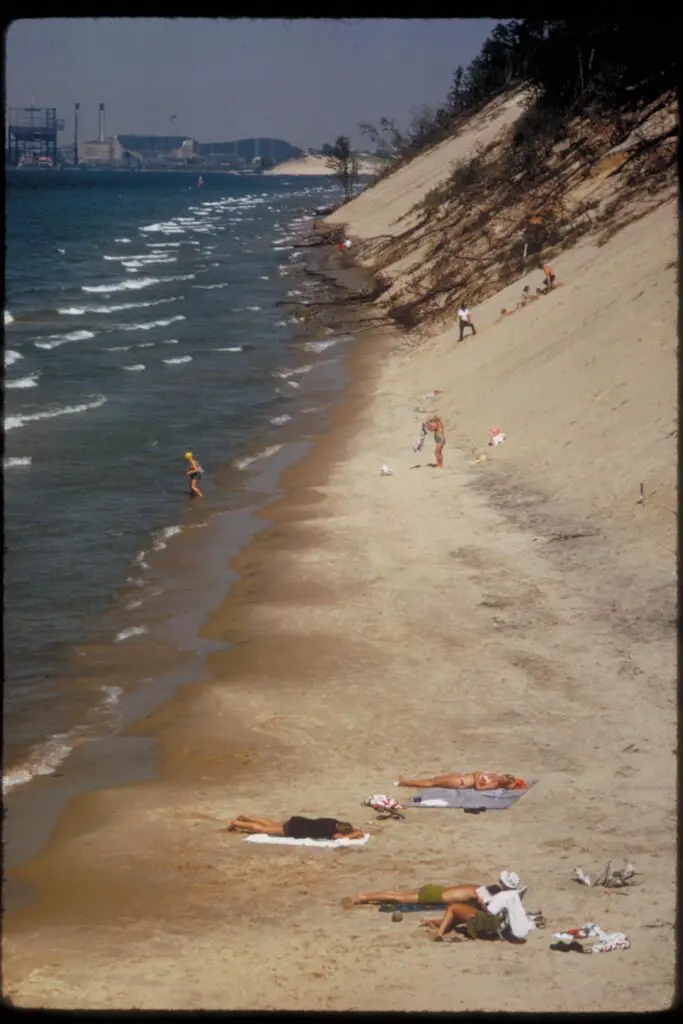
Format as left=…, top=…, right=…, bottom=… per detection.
left=539, top=263, right=556, bottom=293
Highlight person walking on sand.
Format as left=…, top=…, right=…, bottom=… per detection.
left=458, top=302, right=476, bottom=341
left=539, top=263, right=556, bottom=293
left=222, top=814, right=365, bottom=841
left=395, top=770, right=527, bottom=791
left=184, top=451, right=204, bottom=498
left=421, top=415, right=446, bottom=469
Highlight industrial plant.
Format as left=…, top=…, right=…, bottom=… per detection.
left=6, top=102, right=304, bottom=172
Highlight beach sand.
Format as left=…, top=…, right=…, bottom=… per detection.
left=3, top=146, right=676, bottom=1010
left=264, top=154, right=383, bottom=176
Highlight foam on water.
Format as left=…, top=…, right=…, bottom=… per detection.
left=116, top=315, right=185, bottom=332
left=5, top=395, right=107, bottom=431
left=59, top=297, right=179, bottom=315
left=34, top=329, right=96, bottom=350
left=270, top=414, right=292, bottom=426
left=6, top=373, right=39, bottom=389
left=216, top=346, right=243, bottom=352
left=5, top=310, right=14, bottom=326
left=163, top=355, right=192, bottom=365
left=114, top=625, right=148, bottom=643
left=233, top=444, right=283, bottom=470
left=123, top=364, right=146, bottom=372
left=82, top=276, right=163, bottom=294
left=5, top=350, right=23, bottom=367
left=152, top=524, right=182, bottom=551
left=4, top=456, right=32, bottom=469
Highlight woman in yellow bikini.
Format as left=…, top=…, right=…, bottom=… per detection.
left=184, top=451, right=204, bottom=498
left=396, top=771, right=527, bottom=791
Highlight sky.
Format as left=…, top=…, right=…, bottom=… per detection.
left=5, top=18, right=498, bottom=149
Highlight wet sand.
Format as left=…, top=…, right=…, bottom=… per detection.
left=3, top=211, right=676, bottom=1010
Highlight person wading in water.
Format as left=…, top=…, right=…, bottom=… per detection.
left=184, top=451, right=204, bottom=498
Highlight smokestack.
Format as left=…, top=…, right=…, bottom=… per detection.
left=98, top=103, right=105, bottom=143
left=74, top=103, right=80, bottom=165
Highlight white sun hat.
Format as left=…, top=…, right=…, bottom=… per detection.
left=500, top=870, right=520, bottom=890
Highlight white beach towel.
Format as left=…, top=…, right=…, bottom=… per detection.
left=243, top=832, right=370, bottom=848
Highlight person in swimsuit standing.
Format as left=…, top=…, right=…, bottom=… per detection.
left=222, top=814, right=365, bottom=841
left=184, top=451, right=204, bottom=498
left=396, top=771, right=526, bottom=790
left=421, top=415, right=446, bottom=469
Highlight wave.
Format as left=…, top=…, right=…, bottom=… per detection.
left=5, top=350, right=23, bottom=366
left=4, top=456, right=32, bottom=469
left=152, top=524, right=182, bottom=551
left=216, top=346, right=243, bottom=353
left=114, top=237, right=132, bottom=243
left=233, top=444, right=283, bottom=470
left=137, top=342, right=155, bottom=348
left=82, top=276, right=164, bottom=294
left=114, top=625, right=148, bottom=643
left=5, top=310, right=14, bottom=326
left=59, top=297, right=179, bottom=315
left=117, top=315, right=186, bottom=332
left=304, top=338, right=342, bottom=353
left=5, top=395, right=107, bottom=431
left=104, top=345, right=133, bottom=352
left=163, top=355, right=192, bottom=365
left=194, top=282, right=228, bottom=290
left=162, top=338, right=179, bottom=344
left=270, top=414, right=292, bottom=426
left=6, top=373, right=39, bottom=389
left=34, top=329, right=96, bottom=350
left=3, top=732, right=80, bottom=793
left=123, top=364, right=146, bottom=371
left=273, top=364, right=313, bottom=380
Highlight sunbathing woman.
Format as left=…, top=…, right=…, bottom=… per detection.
left=343, top=882, right=484, bottom=909
left=223, top=814, right=366, bottom=841
left=396, top=771, right=526, bottom=791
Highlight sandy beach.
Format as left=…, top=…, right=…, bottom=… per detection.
left=3, top=103, right=677, bottom=1011
left=264, top=153, right=383, bottom=176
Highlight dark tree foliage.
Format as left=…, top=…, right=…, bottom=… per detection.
left=369, top=18, right=678, bottom=170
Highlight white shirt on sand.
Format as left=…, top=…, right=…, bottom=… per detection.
left=458, top=306, right=471, bottom=323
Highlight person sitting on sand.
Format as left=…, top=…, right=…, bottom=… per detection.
left=342, top=871, right=521, bottom=910
left=421, top=415, right=446, bottom=469
left=223, top=814, right=366, bottom=841
left=396, top=771, right=527, bottom=791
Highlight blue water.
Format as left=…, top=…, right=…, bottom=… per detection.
left=4, top=169, right=352, bottom=789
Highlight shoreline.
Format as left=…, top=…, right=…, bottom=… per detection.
left=4, top=202, right=676, bottom=1010
left=3, top=225, right=378, bottom=874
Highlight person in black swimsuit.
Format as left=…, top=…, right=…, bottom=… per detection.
left=223, top=814, right=365, bottom=841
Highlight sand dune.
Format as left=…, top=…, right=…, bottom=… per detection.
left=264, top=154, right=384, bottom=176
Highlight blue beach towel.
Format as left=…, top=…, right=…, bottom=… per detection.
left=409, top=779, right=538, bottom=811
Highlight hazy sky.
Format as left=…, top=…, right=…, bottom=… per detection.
left=6, top=18, right=497, bottom=148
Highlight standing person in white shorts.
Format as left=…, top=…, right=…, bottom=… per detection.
left=458, top=302, right=476, bottom=341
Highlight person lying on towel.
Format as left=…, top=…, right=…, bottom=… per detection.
left=223, top=814, right=366, bottom=841
left=342, top=872, right=522, bottom=909
left=396, top=771, right=527, bottom=791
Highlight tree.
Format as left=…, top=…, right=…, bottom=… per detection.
left=324, top=135, right=359, bottom=199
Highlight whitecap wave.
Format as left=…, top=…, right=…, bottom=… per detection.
left=34, top=329, right=96, bottom=350
left=163, top=355, right=192, bottom=365
left=3, top=733, right=79, bottom=793
left=5, top=395, right=107, bottom=431
left=59, top=297, right=179, bottom=315
left=233, top=444, right=283, bottom=470
left=270, top=414, right=292, bottom=426
left=273, top=364, right=313, bottom=379
left=123, top=364, right=146, bottom=371
left=114, top=237, right=132, bottom=243
left=305, top=338, right=341, bottom=353
left=5, top=350, right=23, bottom=367
left=114, top=625, right=148, bottom=643
left=216, top=346, right=243, bottom=353
left=5, top=310, right=14, bottom=326
left=3, top=456, right=32, bottom=469
left=117, top=315, right=185, bottom=332
left=82, top=276, right=163, bottom=294
left=6, top=373, right=39, bottom=389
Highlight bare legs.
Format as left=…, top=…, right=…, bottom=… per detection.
left=421, top=903, right=479, bottom=939
left=223, top=815, right=284, bottom=836
left=435, top=442, right=445, bottom=469
left=397, top=773, right=469, bottom=790
left=190, top=477, right=204, bottom=498
left=342, top=889, right=421, bottom=907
